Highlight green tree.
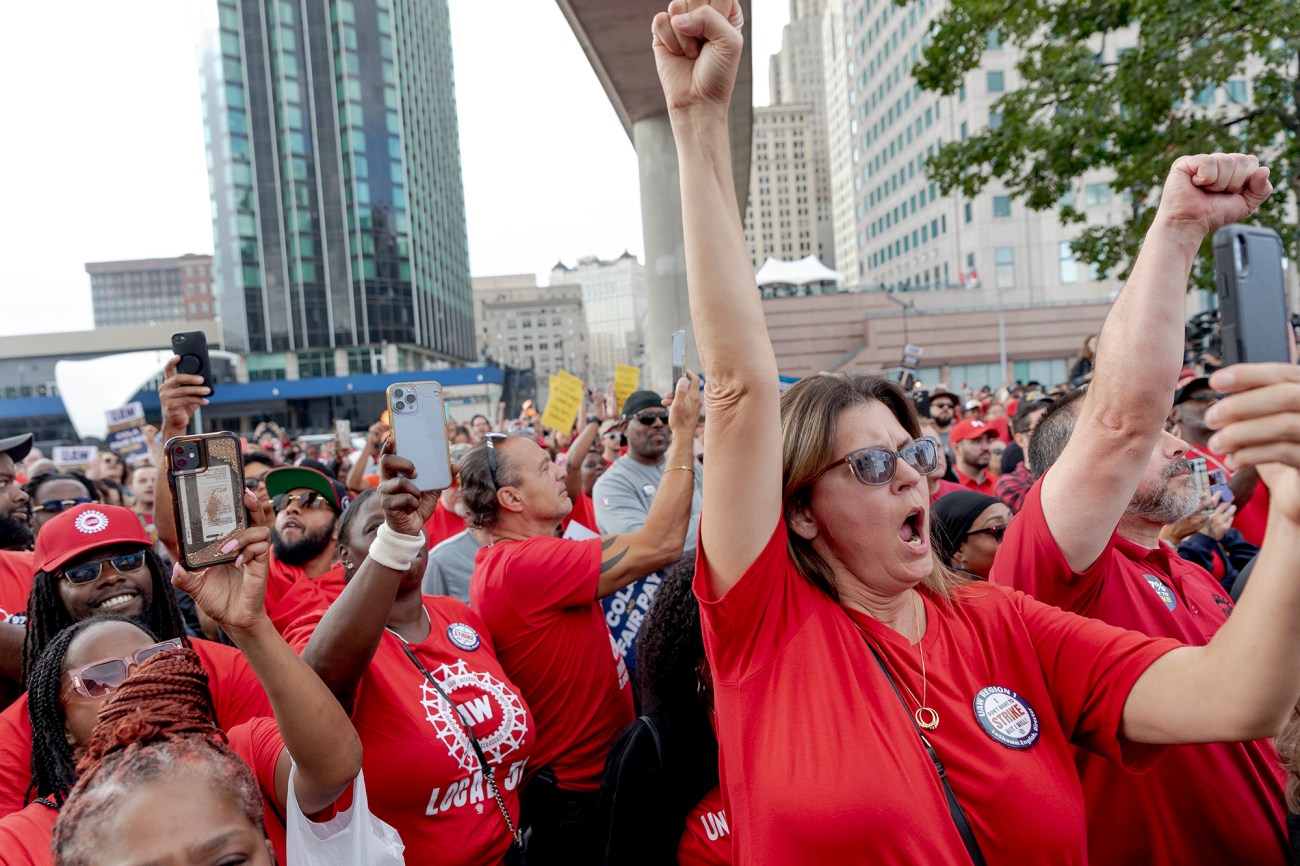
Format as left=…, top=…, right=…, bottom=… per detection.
left=912, top=0, right=1299, bottom=288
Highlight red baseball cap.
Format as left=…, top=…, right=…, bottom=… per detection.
left=34, top=503, right=151, bottom=574
left=949, top=418, right=997, bottom=444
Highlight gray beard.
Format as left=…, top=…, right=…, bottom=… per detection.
left=1127, top=458, right=1199, bottom=524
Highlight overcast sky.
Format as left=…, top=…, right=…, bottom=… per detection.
left=0, top=0, right=788, bottom=338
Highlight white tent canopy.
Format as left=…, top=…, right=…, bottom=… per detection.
left=754, top=254, right=844, bottom=287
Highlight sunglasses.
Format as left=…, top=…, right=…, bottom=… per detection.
left=818, top=437, right=941, bottom=486
left=631, top=412, right=668, bottom=426
left=966, top=524, right=1009, bottom=542
left=930, top=401, right=956, bottom=410
left=272, top=491, right=332, bottom=513
left=484, top=433, right=507, bottom=489
left=32, top=498, right=93, bottom=515
left=243, top=476, right=263, bottom=490
left=61, top=550, right=148, bottom=585
left=63, top=638, right=183, bottom=700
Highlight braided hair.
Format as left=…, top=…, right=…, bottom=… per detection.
left=21, top=548, right=188, bottom=688
left=51, top=648, right=265, bottom=865
left=25, top=616, right=158, bottom=808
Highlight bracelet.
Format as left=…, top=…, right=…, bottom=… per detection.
left=663, top=465, right=696, bottom=475
left=369, top=522, right=426, bottom=571
left=586, top=415, right=601, bottom=426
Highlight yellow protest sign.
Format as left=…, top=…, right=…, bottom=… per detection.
left=614, top=364, right=641, bottom=414
left=540, top=369, right=585, bottom=433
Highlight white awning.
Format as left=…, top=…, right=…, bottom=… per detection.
left=754, top=255, right=844, bottom=287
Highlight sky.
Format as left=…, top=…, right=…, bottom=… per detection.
left=0, top=0, right=789, bottom=338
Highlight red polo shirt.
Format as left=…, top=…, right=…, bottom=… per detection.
left=954, top=469, right=996, bottom=496
left=990, top=477, right=1286, bottom=866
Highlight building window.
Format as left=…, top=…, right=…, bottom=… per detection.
left=987, top=70, right=1005, bottom=93
left=1084, top=183, right=1111, bottom=207
left=992, top=196, right=1011, bottom=218
left=994, top=247, right=1016, bottom=289
left=1059, top=241, right=1080, bottom=284
left=988, top=111, right=1003, bottom=131
left=964, top=202, right=972, bottom=223
left=298, top=351, right=335, bottom=378
left=1225, top=79, right=1247, bottom=103
left=1195, top=83, right=1216, bottom=105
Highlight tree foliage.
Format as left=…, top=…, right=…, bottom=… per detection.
left=910, top=0, right=1299, bottom=289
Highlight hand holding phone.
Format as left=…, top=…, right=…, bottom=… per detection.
left=1213, top=224, right=1290, bottom=366
left=386, top=382, right=453, bottom=492
left=171, top=331, right=215, bottom=395
left=166, top=432, right=249, bottom=570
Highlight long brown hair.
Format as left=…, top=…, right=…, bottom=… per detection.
left=779, top=373, right=968, bottom=601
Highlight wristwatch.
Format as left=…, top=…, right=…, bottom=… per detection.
left=586, top=415, right=601, bottom=426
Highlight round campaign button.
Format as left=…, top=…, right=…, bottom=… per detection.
left=1142, top=574, right=1177, bottom=612
left=972, top=686, right=1040, bottom=750
left=446, top=622, right=481, bottom=652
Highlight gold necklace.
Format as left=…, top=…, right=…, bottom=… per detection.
left=854, top=593, right=939, bottom=730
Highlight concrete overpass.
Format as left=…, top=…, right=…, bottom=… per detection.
left=555, top=1, right=753, bottom=392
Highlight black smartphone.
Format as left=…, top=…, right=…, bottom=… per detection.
left=1213, top=224, right=1290, bottom=366
left=672, top=329, right=686, bottom=384
left=165, top=432, right=248, bottom=570
left=171, top=330, right=215, bottom=395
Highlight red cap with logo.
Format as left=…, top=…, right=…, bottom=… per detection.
left=949, top=418, right=997, bottom=444
left=34, top=503, right=151, bottom=574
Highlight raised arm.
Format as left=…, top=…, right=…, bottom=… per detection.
left=654, top=0, right=782, bottom=594
left=566, top=391, right=613, bottom=502
left=345, top=421, right=388, bottom=495
left=597, top=372, right=702, bottom=598
left=170, top=491, right=361, bottom=815
left=152, top=356, right=211, bottom=561
left=1040, top=154, right=1272, bottom=571
left=1122, top=362, right=1300, bottom=743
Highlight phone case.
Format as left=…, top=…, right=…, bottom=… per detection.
left=171, top=331, right=215, bottom=394
left=387, top=382, right=454, bottom=491
left=166, top=432, right=248, bottom=570
left=1213, top=225, right=1290, bottom=366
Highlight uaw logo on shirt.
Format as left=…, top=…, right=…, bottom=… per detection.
left=419, top=659, right=528, bottom=775
left=1142, top=573, right=1177, bottom=612
left=973, top=686, right=1040, bottom=750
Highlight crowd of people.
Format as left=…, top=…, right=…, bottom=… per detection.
left=0, top=3, right=1298, bottom=863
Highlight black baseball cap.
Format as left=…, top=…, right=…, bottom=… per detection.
left=622, top=390, right=666, bottom=419
left=0, top=434, right=33, bottom=464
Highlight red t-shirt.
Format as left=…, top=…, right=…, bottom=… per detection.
left=929, top=478, right=964, bottom=504
left=470, top=536, right=632, bottom=791
left=990, top=478, right=1287, bottom=865
left=1186, top=444, right=1270, bottom=547
left=678, top=784, right=731, bottom=866
left=424, top=500, right=467, bottom=550
left=265, top=557, right=347, bottom=634
left=0, top=800, right=55, bottom=865
left=0, top=552, right=34, bottom=623
left=287, top=596, right=533, bottom=863
left=695, top=519, right=1178, bottom=865
left=563, top=492, right=598, bottom=535
left=0, top=639, right=271, bottom=817
left=954, top=468, right=997, bottom=496
left=227, top=717, right=289, bottom=866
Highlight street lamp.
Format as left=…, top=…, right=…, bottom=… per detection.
left=884, top=290, right=916, bottom=345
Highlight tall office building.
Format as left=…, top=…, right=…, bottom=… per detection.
left=744, top=104, right=820, bottom=271
left=473, top=274, right=589, bottom=404
left=86, top=254, right=215, bottom=328
left=196, top=0, right=474, bottom=376
left=552, top=253, right=647, bottom=388
left=823, top=0, right=1128, bottom=306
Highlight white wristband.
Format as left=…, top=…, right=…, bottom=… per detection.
left=369, top=522, right=426, bottom=571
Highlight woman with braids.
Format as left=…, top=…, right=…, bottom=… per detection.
left=289, top=447, right=534, bottom=863
left=0, top=489, right=363, bottom=863
left=597, top=555, right=729, bottom=865
left=0, top=501, right=270, bottom=817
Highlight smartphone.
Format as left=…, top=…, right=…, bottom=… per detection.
left=334, top=419, right=351, bottom=451
left=671, top=329, right=686, bottom=385
left=165, top=432, right=248, bottom=570
left=171, top=331, right=215, bottom=395
left=1207, top=468, right=1233, bottom=507
left=1187, top=457, right=1210, bottom=511
left=386, top=382, right=454, bottom=491
left=1213, top=224, right=1291, bottom=366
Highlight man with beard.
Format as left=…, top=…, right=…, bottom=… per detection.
left=0, top=435, right=34, bottom=705
left=0, top=436, right=33, bottom=556
left=989, top=149, right=1285, bottom=866
left=261, top=466, right=350, bottom=633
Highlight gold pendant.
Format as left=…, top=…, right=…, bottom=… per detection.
left=915, top=707, right=940, bottom=730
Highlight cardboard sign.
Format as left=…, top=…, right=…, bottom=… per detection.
left=105, top=402, right=150, bottom=466
left=53, top=446, right=98, bottom=473
left=540, top=369, right=585, bottom=433
left=614, top=364, right=641, bottom=415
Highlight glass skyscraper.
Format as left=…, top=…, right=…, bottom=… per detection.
left=197, top=0, right=474, bottom=366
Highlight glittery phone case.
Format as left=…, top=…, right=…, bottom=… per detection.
left=165, top=432, right=248, bottom=570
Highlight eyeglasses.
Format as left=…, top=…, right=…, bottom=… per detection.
left=817, top=437, right=941, bottom=486
left=63, top=638, right=183, bottom=700
left=243, top=476, right=263, bottom=490
left=61, top=550, right=148, bottom=585
left=272, top=491, right=332, bottom=512
left=966, top=524, right=1009, bottom=542
left=631, top=412, right=668, bottom=426
left=32, top=498, right=93, bottom=515
left=930, top=401, right=956, bottom=410
left=484, top=433, right=507, bottom=489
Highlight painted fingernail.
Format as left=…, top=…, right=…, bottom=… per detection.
left=220, top=538, right=239, bottom=553
left=234, top=554, right=245, bottom=568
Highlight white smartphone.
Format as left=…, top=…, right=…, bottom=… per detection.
left=671, top=329, right=686, bottom=385
left=386, top=381, right=454, bottom=491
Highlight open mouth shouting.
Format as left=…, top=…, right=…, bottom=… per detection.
left=899, top=507, right=929, bottom=554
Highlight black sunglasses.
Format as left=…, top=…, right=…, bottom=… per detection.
left=817, top=437, right=941, bottom=486
left=930, top=401, right=956, bottom=410
left=484, top=433, right=507, bottom=489
left=631, top=411, right=668, bottom=426
left=272, top=491, right=332, bottom=513
left=243, top=477, right=263, bottom=490
left=966, top=524, right=1009, bottom=542
left=32, top=498, right=93, bottom=515
left=61, top=551, right=148, bottom=585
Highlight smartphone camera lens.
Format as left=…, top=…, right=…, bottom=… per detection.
left=394, top=400, right=406, bottom=411
left=173, top=445, right=185, bottom=455
left=176, top=458, right=188, bottom=468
